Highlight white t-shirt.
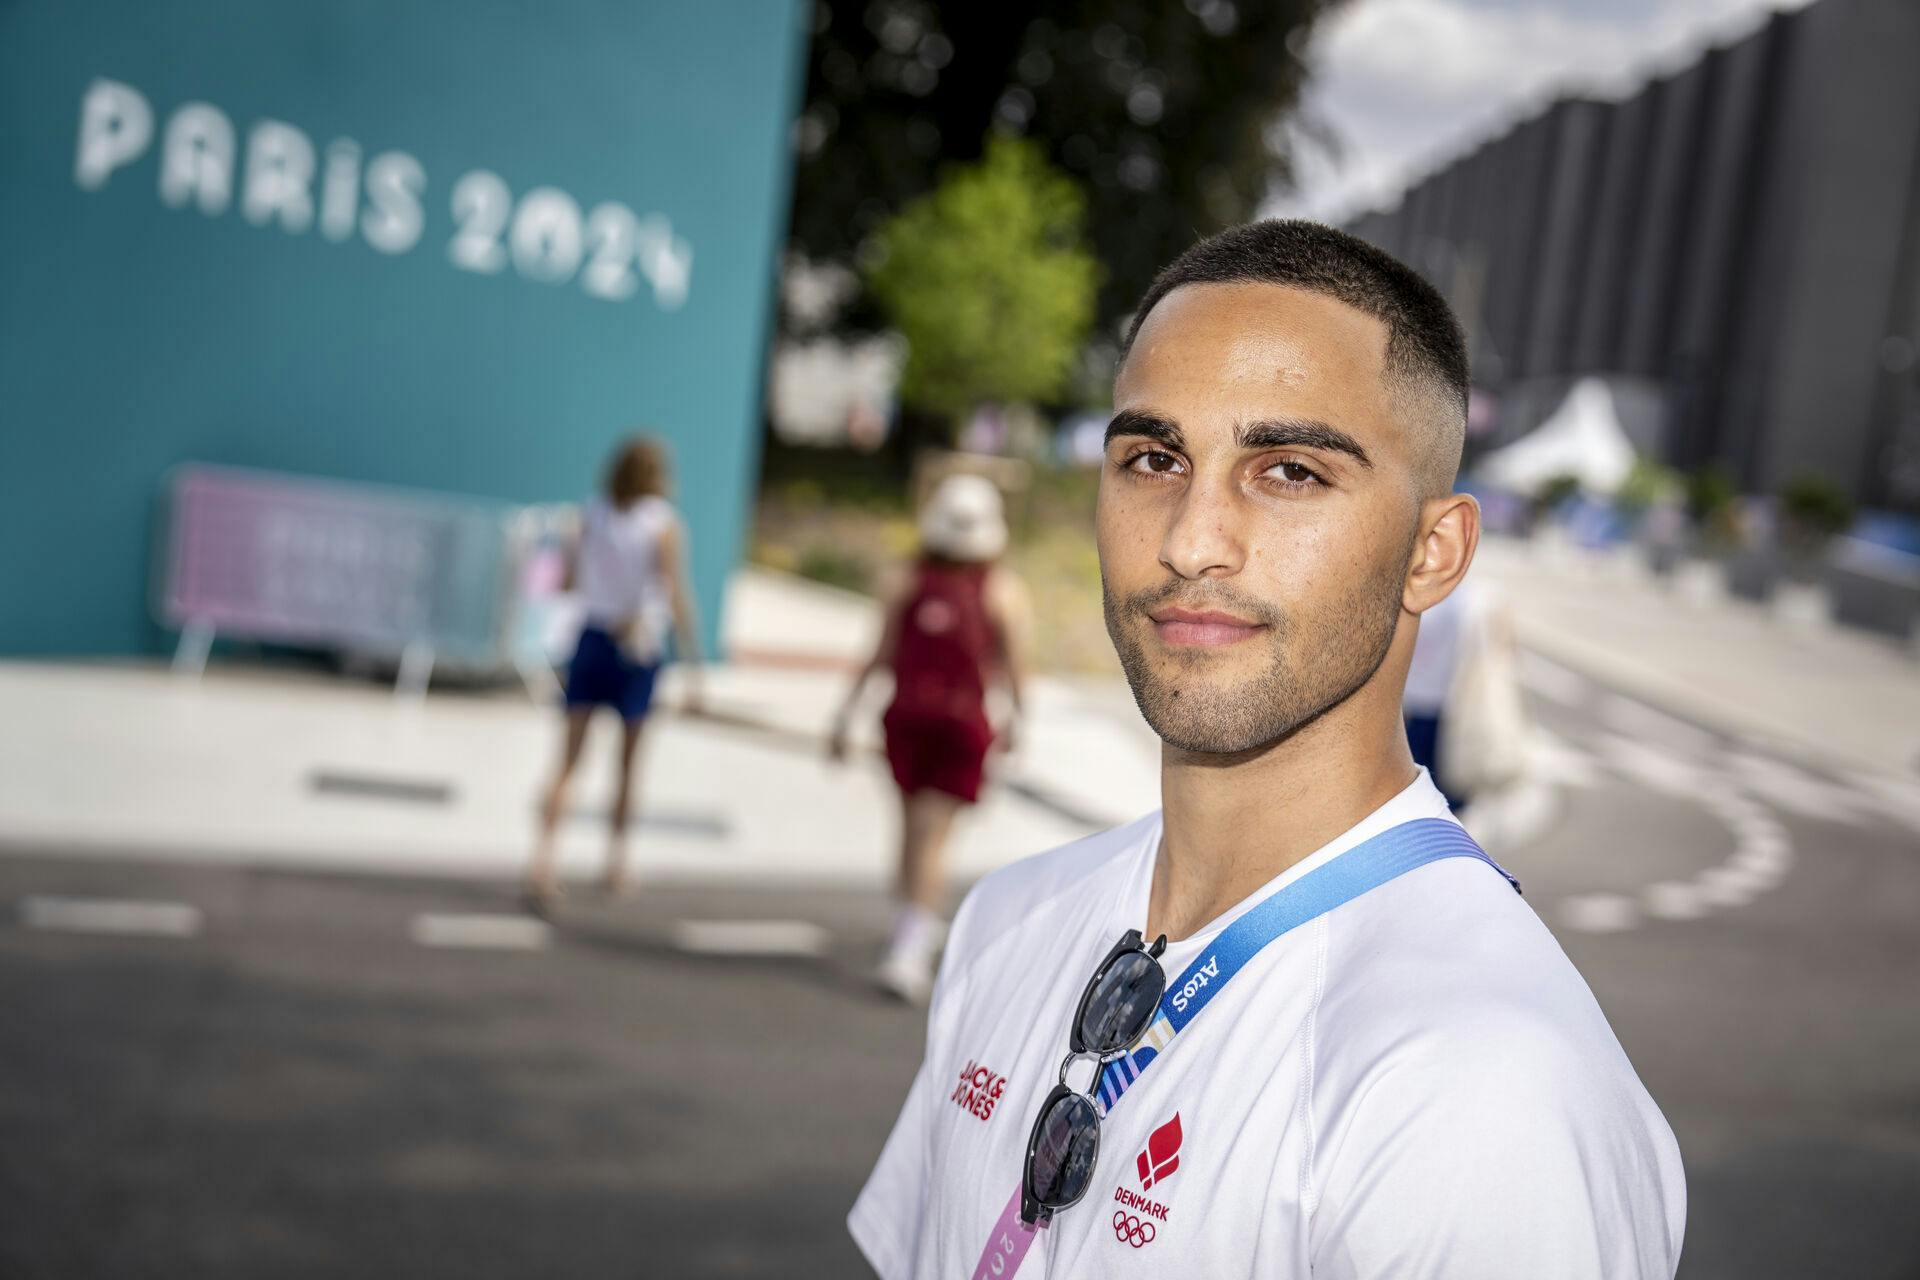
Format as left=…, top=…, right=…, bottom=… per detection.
left=573, top=496, right=675, bottom=657
left=849, top=771, right=1685, bottom=1279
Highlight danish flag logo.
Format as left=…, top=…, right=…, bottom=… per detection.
left=1136, top=1112, right=1182, bottom=1190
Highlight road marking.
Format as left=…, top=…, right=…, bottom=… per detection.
left=670, top=919, right=828, bottom=958
left=411, top=913, right=550, bottom=950
left=1553, top=741, right=1797, bottom=935
left=1598, top=733, right=1713, bottom=799
left=1562, top=893, right=1640, bottom=933
left=1726, top=753, right=1866, bottom=825
left=1529, top=730, right=1603, bottom=788
left=1599, top=694, right=1720, bottom=757
left=1643, top=882, right=1708, bottom=921
left=311, top=770, right=455, bottom=805
left=1517, top=651, right=1590, bottom=708
left=20, top=896, right=202, bottom=938
left=1848, top=773, right=1920, bottom=835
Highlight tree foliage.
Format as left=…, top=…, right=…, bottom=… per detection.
left=790, top=0, right=1331, bottom=328
left=866, top=138, right=1099, bottom=421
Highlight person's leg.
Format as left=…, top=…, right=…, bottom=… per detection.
left=900, top=788, right=962, bottom=913
left=603, top=716, right=647, bottom=895
left=878, top=783, right=964, bottom=1001
left=528, top=707, right=594, bottom=907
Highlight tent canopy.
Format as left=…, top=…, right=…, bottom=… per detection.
left=1475, top=378, right=1638, bottom=496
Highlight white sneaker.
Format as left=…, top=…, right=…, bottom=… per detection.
left=874, top=946, right=936, bottom=1005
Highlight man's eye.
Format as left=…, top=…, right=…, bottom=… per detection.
left=1127, top=450, right=1183, bottom=475
left=1268, top=460, right=1320, bottom=485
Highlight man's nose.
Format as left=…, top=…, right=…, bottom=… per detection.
left=1158, top=477, right=1246, bottom=580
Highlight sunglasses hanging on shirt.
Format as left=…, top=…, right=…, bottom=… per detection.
left=1020, top=928, right=1168, bottom=1226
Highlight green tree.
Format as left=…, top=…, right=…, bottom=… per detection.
left=866, top=137, right=1099, bottom=424
left=791, top=0, right=1330, bottom=329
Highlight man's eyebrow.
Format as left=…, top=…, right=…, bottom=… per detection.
left=1236, top=418, right=1374, bottom=469
left=1104, top=408, right=1184, bottom=449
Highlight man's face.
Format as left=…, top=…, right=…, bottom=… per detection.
left=1099, top=282, right=1425, bottom=755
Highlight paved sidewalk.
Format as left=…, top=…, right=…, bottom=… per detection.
left=1474, top=536, right=1920, bottom=780
left=0, top=570, right=1159, bottom=886
left=4, top=551, right=1913, bottom=888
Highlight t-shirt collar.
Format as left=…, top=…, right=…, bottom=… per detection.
left=1118, top=767, right=1454, bottom=947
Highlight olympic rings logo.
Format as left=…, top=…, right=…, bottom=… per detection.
left=1112, top=1210, right=1157, bottom=1248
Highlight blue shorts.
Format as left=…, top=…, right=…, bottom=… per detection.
left=564, top=626, right=660, bottom=721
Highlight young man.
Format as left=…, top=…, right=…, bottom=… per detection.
left=848, top=222, right=1684, bottom=1278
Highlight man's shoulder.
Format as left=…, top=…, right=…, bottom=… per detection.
left=1317, top=857, right=1643, bottom=1104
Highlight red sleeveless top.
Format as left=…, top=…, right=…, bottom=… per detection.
left=885, top=561, right=995, bottom=730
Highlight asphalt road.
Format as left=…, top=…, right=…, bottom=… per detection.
left=3, top=666, right=1918, bottom=1279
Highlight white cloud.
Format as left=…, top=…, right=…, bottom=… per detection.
left=1269, top=0, right=1821, bottom=224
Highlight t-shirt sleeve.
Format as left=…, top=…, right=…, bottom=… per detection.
left=1306, top=1013, right=1686, bottom=1280
left=847, top=1046, right=939, bottom=1280
left=847, top=890, right=985, bottom=1278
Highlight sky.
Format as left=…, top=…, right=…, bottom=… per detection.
left=1266, top=0, right=1824, bottom=223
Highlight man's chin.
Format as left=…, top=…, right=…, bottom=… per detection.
left=1142, top=707, right=1289, bottom=759
left=1124, top=673, right=1293, bottom=757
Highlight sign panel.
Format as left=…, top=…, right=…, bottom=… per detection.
left=0, top=1, right=806, bottom=655
left=160, top=466, right=514, bottom=662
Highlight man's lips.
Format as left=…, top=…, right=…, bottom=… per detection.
left=1148, top=607, right=1268, bottom=647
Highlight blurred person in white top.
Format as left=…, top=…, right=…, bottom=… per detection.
left=849, top=221, right=1682, bottom=1278
left=1402, top=578, right=1471, bottom=806
left=525, top=434, right=702, bottom=913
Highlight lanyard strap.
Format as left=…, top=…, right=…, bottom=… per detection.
left=971, top=817, right=1517, bottom=1280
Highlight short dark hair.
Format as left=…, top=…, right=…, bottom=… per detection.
left=1124, top=219, right=1470, bottom=423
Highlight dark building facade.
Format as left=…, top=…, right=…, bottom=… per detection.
left=1348, top=0, right=1920, bottom=514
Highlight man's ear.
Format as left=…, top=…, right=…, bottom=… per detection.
left=1404, top=493, right=1480, bottom=615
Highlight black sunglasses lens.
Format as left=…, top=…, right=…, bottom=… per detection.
left=1077, top=949, right=1164, bottom=1055
left=1028, top=1092, right=1101, bottom=1210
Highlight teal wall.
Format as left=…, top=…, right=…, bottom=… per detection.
left=0, top=0, right=807, bottom=655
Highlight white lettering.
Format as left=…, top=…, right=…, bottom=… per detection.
left=449, top=169, right=510, bottom=273
left=362, top=150, right=425, bottom=255
left=318, top=139, right=361, bottom=242
left=581, top=202, right=640, bottom=300
left=74, top=79, right=153, bottom=191
left=1170, top=956, right=1221, bottom=1013
left=510, top=186, right=584, bottom=283
left=634, top=212, right=692, bottom=311
left=242, top=120, right=316, bottom=233
left=70, top=84, right=688, bottom=308
left=158, top=102, right=234, bottom=216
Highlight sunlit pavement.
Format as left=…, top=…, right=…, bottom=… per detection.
left=4, top=655, right=1919, bottom=1278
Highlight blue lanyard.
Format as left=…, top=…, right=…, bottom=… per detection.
left=1095, top=816, right=1518, bottom=1112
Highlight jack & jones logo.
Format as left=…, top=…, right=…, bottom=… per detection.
left=950, top=1058, right=1007, bottom=1121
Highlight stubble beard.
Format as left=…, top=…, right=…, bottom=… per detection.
left=1102, top=554, right=1408, bottom=757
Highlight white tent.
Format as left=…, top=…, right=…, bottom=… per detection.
left=1475, top=378, right=1638, bottom=496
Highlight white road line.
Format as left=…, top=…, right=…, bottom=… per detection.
left=1599, top=694, right=1721, bottom=757
left=1528, top=730, right=1603, bottom=789
left=670, top=919, right=828, bottom=958
left=1562, top=893, right=1640, bottom=933
left=1643, top=882, right=1708, bottom=921
left=1517, top=651, right=1591, bottom=709
left=20, top=896, right=202, bottom=938
left=1554, top=742, right=1797, bottom=934
left=1848, top=773, right=1920, bottom=836
left=411, top=913, right=550, bottom=950
left=1598, top=733, right=1714, bottom=799
left=1727, top=753, right=1867, bottom=825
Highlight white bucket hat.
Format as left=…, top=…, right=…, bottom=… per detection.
left=919, top=473, right=1008, bottom=563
